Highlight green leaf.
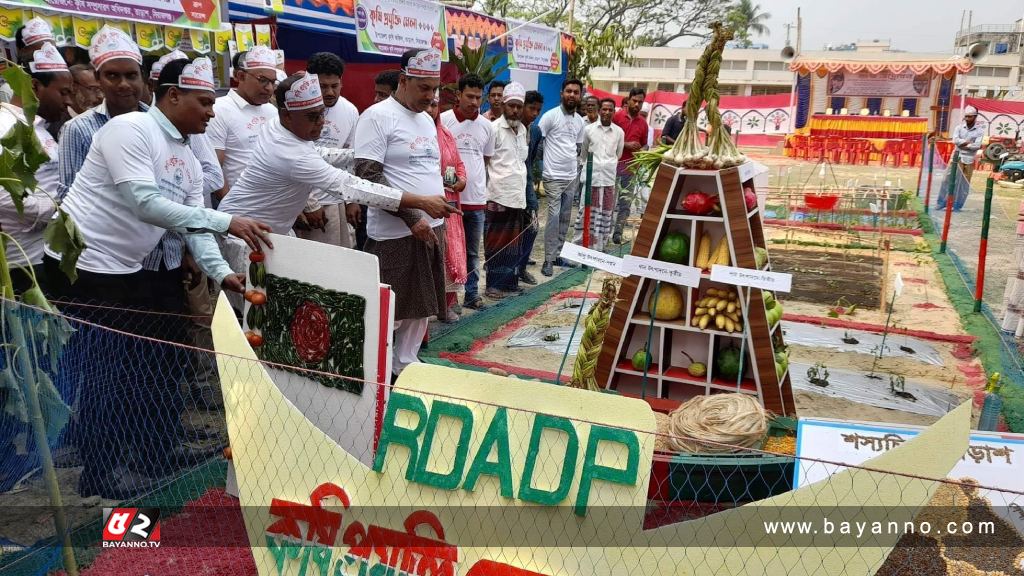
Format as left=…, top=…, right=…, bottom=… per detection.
left=0, top=367, right=27, bottom=424
left=42, top=208, right=86, bottom=284
left=1, top=66, right=38, bottom=123
left=0, top=118, right=49, bottom=215
left=34, top=368, right=70, bottom=443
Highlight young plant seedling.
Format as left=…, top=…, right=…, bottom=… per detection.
left=806, top=362, right=830, bottom=387
left=841, top=330, right=859, bottom=345
left=889, top=374, right=917, bottom=401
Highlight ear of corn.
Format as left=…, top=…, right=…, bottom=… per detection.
left=695, top=233, right=711, bottom=268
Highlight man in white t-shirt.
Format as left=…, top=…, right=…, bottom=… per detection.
left=217, top=72, right=452, bottom=236
left=207, top=45, right=278, bottom=199
left=0, top=42, right=70, bottom=292
left=441, top=73, right=493, bottom=310
left=293, top=52, right=361, bottom=248
left=44, top=57, right=272, bottom=499
left=355, top=48, right=450, bottom=378
left=483, top=82, right=529, bottom=297
left=537, top=78, right=585, bottom=277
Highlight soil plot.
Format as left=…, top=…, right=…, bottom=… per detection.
left=770, top=248, right=884, bottom=309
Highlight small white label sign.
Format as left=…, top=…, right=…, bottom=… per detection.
left=559, top=243, right=626, bottom=276
left=710, top=265, right=793, bottom=293
left=894, top=272, right=904, bottom=297
left=622, top=255, right=702, bottom=287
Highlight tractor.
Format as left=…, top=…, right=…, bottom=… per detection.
left=984, top=135, right=1024, bottom=182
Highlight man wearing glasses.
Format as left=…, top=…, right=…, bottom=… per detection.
left=68, top=63, right=101, bottom=117
left=207, top=45, right=279, bottom=200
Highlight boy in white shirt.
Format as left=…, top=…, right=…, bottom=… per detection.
left=441, top=73, right=493, bottom=309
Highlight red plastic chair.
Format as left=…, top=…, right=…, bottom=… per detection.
left=825, top=138, right=846, bottom=163
left=789, top=135, right=809, bottom=159
left=880, top=140, right=904, bottom=167
left=902, top=139, right=921, bottom=168
left=807, top=136, right=828, bottom=161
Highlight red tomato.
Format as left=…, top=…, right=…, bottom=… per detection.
left=245, top=331, right=264, bottom=347
left=249, top=251, right=266, bottom=263
left=248, top=292, right=267, bottom=306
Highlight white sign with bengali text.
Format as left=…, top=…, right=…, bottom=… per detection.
left=710, top=265, right=792, bottom=293
left=795, top=418, right=1024, bottom=539
left=506, top=18, right=562, bottom=74
left=354, top=0, right=447, bottom=57
left=560, top=243, right=626, bottom=276
left=622, top=256, right=701, bottom=288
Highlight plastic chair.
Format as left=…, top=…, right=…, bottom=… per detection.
left=826, top=138, right=846, bottom=163
left=789, top=135, right=809, bottom=159
left=880, top=140, right=904, bottom=167
left=902, top=139, right=921, bottom=168
left=807, top=136, right=828, bottom=161
left=854, top=139, right=874, bottom=165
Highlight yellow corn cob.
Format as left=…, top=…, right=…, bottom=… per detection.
left=711, top=239, right=730, bottom=265
left=695, top=233, right=711, bottom=268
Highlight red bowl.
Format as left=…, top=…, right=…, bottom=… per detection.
left=804, top=194, right=841, bottom=210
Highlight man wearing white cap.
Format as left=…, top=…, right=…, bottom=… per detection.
left=441, top=72, right=492, bottom=310
left=217, top=71, right=453, bottom=238
left=207, top=45, right=279, bottom=198
left=0, top=42, right=71, bottom=291
left=15, top=17, right=55, bottom=64
left=483, top=81, right=529, bottom=297
left=953, top=105, right=985, bottom=183
left=292, top=51, right=362, bottom=249
left=355, top=47, right=450, bottom=378
left=45, top=57, right=272, bottom=499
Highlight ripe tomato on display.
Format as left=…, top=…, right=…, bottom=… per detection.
left=249, top=251, right=266, bottom=263
left=245, top=290, right=267, bottom=306
left=245, top=331, right=264, bottom=347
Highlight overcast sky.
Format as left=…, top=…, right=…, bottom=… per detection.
left=689, top=1, right=1024, bottom=53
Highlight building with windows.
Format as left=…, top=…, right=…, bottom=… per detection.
left=591, top=22, right=1024, bottom=101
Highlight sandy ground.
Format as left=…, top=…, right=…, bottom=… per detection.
left=459, top=152, right=985, bottom=429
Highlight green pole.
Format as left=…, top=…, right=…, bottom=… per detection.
left=939, top=150, right=960, bottom=254
left=582, top=152, right=593, bottom=248
left=923, top=139, right=936, bottom=212
left=974, top=176, right=995, bottom=313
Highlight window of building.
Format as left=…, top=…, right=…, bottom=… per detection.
left=632, top=58, right=679, bottom=69
left=719, top=84, right=740, bottom=96
left=618, top=82, right=647, bottom=95
left=685, top=60, right=699, bottom=70
left=720, top=60, right=747, bottom=71
left=753, top=61, right=787, bottom=71
left=656, top=82, right=676, bottom=92
left=969, top=66, right=1012, bottom=77
left=750, top=85, right=791, bottom=95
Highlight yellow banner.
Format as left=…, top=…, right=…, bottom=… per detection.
left=0, top=7, right=28, bottom=42
left=164, top=26, right=184, bottom=50
left=233, top=23, right=254, bottom=51
left=213, top=28, right=233, bottom=53
left=58, top=15, right=73, bottom=47
left=73, top=16, right=102, bottom=49
left=189, top=29, right=211, bottom=54
left=253, top=23, right=271, bottom=47
left=135, top=23, right=164, bottom=52
left=105, top=19, right=131, bottom=37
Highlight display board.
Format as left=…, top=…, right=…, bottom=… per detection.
left=0, top=0, right=223, bottom=31
left=506, top=18, right=561, bottom=74
left=353, top=0, right=447, bottom=58
left=826, top=71, right=932, bottom=98
left=212, top=304, right=975, bottom=575
left=796, top=418, right=1024, bottom=538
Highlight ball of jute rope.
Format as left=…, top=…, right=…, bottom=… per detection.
left=666, top=394, right=768, bottom=454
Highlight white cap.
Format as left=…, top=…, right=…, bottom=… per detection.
left=150, top=49, right=188, bottom=81
left=503, top=81, right=525, bottom=103
left=243, top=45, right=277, bottom=71
left=964, top=105, right=978, bottom=116
left=284, top=72, right=324, bottom=111
left=161, top=57, right=216, bottom=92
left=29, top=42, right=68, bottom=74
left=20, top=17, right=54, bottom=47
left=403, top=48, right=441, bottom=78
left=89, top=26, right=142, bottom=70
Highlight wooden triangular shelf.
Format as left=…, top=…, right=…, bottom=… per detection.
left=596, top=163, right=796, bottom=416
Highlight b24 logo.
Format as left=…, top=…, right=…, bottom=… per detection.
left=102, top=508, right=161, bottom=548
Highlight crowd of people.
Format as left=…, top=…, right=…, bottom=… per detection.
left=1, top=17, right=654, bottom=497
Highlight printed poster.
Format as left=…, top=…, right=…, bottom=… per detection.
left=0, top=7, right=28, bottom=42
left=795, top=418, right=1024, bottom=538
left=233, top=22, right=254, bottom=51
left=353, top=0, right=447, bottom=59
left=827, top=70, right=932, bottom=97
left=253, top=22, right=270, bottom=46
left=445, top=5, right=506, bottom=50
left=163, top=24, right=183, bottom=49
left=72, top=15, right=101, bottom=48
left=1, top=0, right=222, bottom=32
left=213, top=26, right=232, bottom=53
left=135, top=22, right=164, bottom=51
left=506, top=18, right=561, bottom=74
left=189, top=28, right=210, bottom=53
left=105, top=17, right=131, bottom=36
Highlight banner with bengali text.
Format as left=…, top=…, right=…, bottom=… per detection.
left=827, top=70, right=932, bottom=97
left=0, top=0, right=223, bottom=32
left=506, top=18, right=561, bottom=74
left=353, top=0, right=447, bottom=59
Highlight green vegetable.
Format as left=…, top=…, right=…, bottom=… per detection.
left=656, top=232, right=690, bottom=264
left=631, top=347, right=652, bottom=371
left=715, top=345, right=742, bottom=379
